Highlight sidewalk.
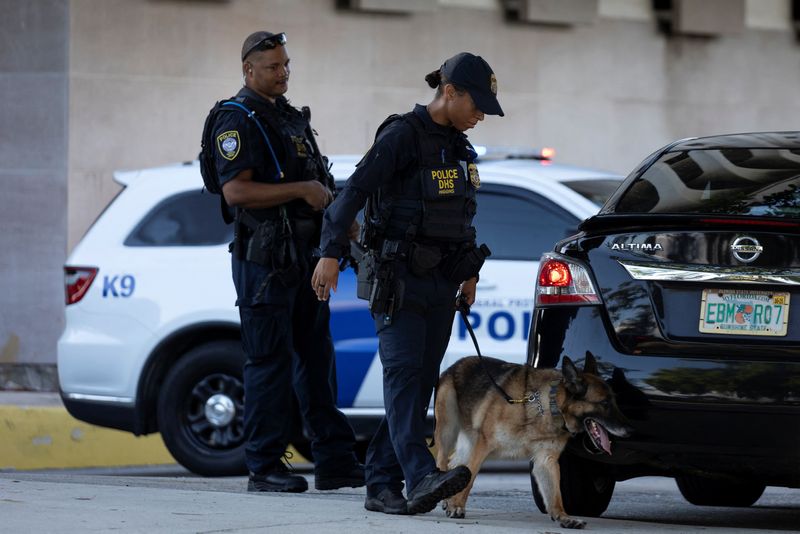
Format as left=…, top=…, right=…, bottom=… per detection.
left=0, top=391, right=175, bottom=470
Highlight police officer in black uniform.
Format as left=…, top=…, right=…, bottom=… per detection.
left=212, top=31, right=363, bottom=493
left=311, top=53, right=503, bottom=514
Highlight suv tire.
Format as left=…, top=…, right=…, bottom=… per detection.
left=530, top=452, right=615, bottom=517
left=158, top=340, right=247, bottom=476
left=676, top=474, right=765, bottom=507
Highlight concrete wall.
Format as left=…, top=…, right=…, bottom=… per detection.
left=67, top=0, right=800, bottom=249
left=0, top=0, right=69, bottom=365
left=3, top=0, right=799, bottom=365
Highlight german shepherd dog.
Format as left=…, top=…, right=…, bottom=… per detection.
left=434, top=353, right=632, bottom=529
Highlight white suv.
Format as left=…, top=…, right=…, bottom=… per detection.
left=58, top=151, right=621, bottom=475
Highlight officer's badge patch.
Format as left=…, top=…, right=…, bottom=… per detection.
left=291, top=136, right=308, bottom=158
left=490, top=74, right=498, bottom=96
left=217, top=130, right=240, bottom=161
left=468, top=163, right=481, bottom=189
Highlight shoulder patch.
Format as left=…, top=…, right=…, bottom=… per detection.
left=217, top=130, right=240, bottom=161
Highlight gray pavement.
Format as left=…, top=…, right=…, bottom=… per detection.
left=2, top=470, right=798, bottom=534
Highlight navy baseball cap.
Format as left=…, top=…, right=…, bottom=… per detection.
left=441, top=52, right=504, bottom=117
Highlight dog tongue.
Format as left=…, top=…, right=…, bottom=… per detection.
left=597, top=424, right=611, bottom=455
left=586, top=419, right=613, bottom=455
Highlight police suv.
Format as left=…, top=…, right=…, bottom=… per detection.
left=58, top=150, right=621, bottom=475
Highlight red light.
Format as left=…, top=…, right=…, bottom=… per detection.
left=537, top=294, right=600, bottom=304
left=539, top=260, right=572, bottom=287
left=541, top=147, right=556, bottom=160
left=65, top=266, right=98, bottom=305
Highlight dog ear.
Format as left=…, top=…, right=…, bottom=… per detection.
left=562, top=356, right=587, bottom=397
left=583, top=351, right=598, bottom=375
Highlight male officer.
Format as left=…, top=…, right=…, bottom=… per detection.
left=212, top=30, right=363, bottom=493
left=312, top=53, right=502, bottom=514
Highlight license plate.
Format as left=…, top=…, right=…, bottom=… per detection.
left=699, top=289, right=790, bottom=336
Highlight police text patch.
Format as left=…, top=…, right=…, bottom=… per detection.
left=217, top=130, right=240, bottom=161
left=425, top=166, right=464, bottom=198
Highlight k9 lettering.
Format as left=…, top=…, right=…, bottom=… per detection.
left=103, top=275, right=136, bottom=298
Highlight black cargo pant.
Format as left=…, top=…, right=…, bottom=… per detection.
left=365, top=263, right=459, bottom=494
left=234, top=242, right=358, bottom=476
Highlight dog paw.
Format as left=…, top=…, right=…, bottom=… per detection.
left=558, top=516, right=586, bottom=529
left=446, top=507, right=466, bottom=519
left=443, top=499, right=466, bottom=518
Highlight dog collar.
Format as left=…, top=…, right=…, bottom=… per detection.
left=521, top=380, right=563, bottom=417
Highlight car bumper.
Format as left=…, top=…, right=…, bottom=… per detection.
left=528, top=306, right=800, bottom=486
left=60, top=392, right=139, bottom=433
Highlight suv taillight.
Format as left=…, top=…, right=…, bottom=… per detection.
left=536, top=253, right=600, bottom=305
left=64, top=266, right=98, bottom=305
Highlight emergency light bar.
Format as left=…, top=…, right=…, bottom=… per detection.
left=473, top=145, right=556, bottom=162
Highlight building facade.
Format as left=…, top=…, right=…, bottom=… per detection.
left=1, top=0, right=799, bottom=370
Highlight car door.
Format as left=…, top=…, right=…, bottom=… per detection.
left=442, top=182, right=583, bottom=367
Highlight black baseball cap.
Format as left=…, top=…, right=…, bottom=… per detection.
left=241, top=31, right=287, bottom=61
left=440, top=52, right=504, bottom=117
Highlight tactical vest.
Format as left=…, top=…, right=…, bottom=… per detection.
left=224, top=92, right=324, bottom=221
left=375, top=112, right=477, bottom=244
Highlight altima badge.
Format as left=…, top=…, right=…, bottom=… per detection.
left=730, top=236, right=763, bottom=263
left=609, top=243, right=663, bottom=252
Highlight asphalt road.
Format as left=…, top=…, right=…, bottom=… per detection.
left=2, top=465, right=798, bottom=533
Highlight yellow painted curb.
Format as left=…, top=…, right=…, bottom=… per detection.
left=0, top=405, right=174, bottom=470
left=0, top=404, right=310, bottom=471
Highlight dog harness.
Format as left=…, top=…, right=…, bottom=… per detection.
left=457, top=301, right=567, bottom=424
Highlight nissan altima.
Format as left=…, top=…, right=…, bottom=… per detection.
left=527, top=131, right=800, bottom=516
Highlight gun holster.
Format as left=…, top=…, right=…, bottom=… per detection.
left=356, top=251, right=376, bottom=301
left=357, top=240, right=405, bottom=324
left=245, top=220, right=278, bottom=266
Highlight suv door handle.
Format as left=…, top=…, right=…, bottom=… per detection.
left=477, top=280, right=497, bottom=291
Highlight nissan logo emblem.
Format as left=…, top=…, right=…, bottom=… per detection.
left=730, top=236, right=763, bottom=263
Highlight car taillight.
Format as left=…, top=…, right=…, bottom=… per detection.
left=536, top=254, right=600, bottom=305
left=64, top=266, right=98, bottom=305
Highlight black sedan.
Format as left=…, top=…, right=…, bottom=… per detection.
left=527, top=131, right=800, bottom=517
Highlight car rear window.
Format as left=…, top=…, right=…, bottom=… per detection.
left=613, top=148, right=800, bottom=217
left=125, top=191, right=233, bottom=246
left=563, top=179, right=623, bottom=206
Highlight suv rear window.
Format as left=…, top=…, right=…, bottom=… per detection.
left=125, top=191, right=233, bottom=246
left=563, top=179, right=622, bottom=206
left=614, top=149, right=800, bottom=217
left=474, top=186, right=580, bottom=260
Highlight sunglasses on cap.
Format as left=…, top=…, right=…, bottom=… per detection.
left=243, top=32, right=287, bottom=60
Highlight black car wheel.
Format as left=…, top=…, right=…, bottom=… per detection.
left=158, top=340, right=247, bottom=476
left=676, top=474, right=765, bottom=507
left=530, top=452, right=615, bottom=518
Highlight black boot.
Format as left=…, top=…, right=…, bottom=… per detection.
left=314, top=462, right=366, bottom=490
left=364, top=487, right=409, bottom=515
left=247, top=464, right=308, bottom=493
left=406, top=466, right=471, bottom=515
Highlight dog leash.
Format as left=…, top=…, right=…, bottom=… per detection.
left=456, top=295, right=535, bottom=405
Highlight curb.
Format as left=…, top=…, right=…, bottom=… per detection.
left=0, top=403, right=175, bottom=470
left=0, top=396, right=310, bottom=471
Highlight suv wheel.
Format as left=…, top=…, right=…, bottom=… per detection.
left=676, top=474, right=765, bottom=507
left=530, top=452, right=615, bottom=517
left=158, top=340, right=247, bottom=476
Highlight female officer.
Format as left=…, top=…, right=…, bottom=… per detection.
left=311, top=52, right=503, bottom=515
